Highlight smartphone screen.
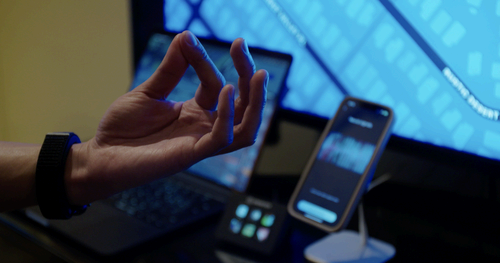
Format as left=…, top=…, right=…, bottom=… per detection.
left=288, top=97, right=393, bottom=231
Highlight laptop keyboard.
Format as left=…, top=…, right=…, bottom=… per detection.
left=104, top=177, right=225, bottom=230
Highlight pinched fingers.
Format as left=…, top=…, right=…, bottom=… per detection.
left=134, top=33, right=189, bottom=99
left=179, top=32, right=226, bottom=111
left=135, top=31, right=225, bottom=109
left=220, top=69, right=268, bottom=154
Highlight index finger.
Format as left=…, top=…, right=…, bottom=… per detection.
left=136, top=31, right=225, bottom=107
left=179, top=32, right=226, bottom=110
left=136, top=33, right=189, bottom=99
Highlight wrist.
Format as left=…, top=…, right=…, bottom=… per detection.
left=36, top=132, right=89, bottom=219
left=64, top=138, right=120, bottom=206
left=64, top=140, right=93, bottom=206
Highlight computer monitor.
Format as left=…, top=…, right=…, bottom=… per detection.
left=131, top=0, right=500, bottom=175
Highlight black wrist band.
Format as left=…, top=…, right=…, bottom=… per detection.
left=36, top=132, right=89, bottom=219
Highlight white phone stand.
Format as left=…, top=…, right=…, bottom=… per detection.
left=304, top=174, right=396, bottom=263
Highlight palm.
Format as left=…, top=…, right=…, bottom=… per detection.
left=96, top=90, right=219, bottom=169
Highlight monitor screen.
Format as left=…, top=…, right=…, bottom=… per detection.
left=161, top=0, right=500, bottom=164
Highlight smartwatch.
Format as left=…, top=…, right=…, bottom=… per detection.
left=36, top=132, right=89, bottom=219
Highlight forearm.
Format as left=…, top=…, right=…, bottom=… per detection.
left=0, top=142, right=41, bottom=212
left=0, top=141, right=94, bottom=212
left=0, top=138, right=179, bottom=212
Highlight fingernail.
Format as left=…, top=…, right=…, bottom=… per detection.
left=185, top=31, right=198, bottom=46
left=242, top=39, right=250, bottom=55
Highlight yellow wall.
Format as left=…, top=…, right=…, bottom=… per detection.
left=0, top=1, right=131, bottom=143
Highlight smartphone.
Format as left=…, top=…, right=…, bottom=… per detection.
left=287, top=97, right=394, bottom=232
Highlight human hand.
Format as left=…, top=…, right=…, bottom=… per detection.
left=66, top=31, right=268, bottom=205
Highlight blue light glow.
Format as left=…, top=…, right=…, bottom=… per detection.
left=163, top=0, right=500, bottom=162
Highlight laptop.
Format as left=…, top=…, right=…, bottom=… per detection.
left=24, top=31, right=292, bottom=255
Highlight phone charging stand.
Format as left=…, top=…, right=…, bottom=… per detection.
left=304, top=230, right=395, bottom=263
left=304, top=203, right=395, bottom=263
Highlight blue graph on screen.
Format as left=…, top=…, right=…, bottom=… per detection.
left=318, top=132, right=375, bottom=175
left=163, top=0, right=500, bottom=162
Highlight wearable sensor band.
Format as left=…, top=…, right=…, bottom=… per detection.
left=36, top=132, right=89, bottom=219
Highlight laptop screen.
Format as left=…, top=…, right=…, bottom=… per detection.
left=130, top=32, right=292, bottom=192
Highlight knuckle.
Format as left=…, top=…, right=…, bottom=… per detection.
left=189, top=43, right=210, bottom=65
left=250, top=62, right=256, bottom=74
left=200, top=49, right=210, bottom=62
left=191, top=47, right=209, bottom=66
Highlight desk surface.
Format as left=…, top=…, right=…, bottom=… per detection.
left=1, top=178, right=500, bottom=263
left=2, top=145, right=500, bottom=262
